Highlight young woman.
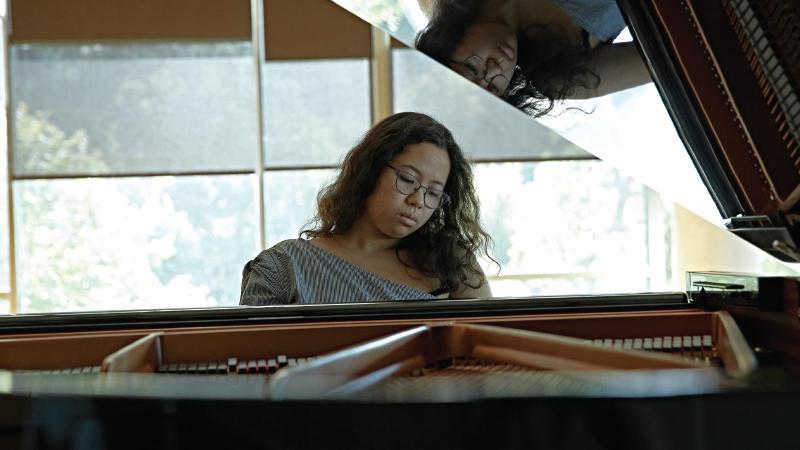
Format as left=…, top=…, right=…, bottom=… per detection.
left=240, top=112, right=494, bottom=305
left=415, top=0, right=652, bottom=117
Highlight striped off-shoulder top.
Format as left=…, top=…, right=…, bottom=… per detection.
left=240, top=239, right=442, bottom=305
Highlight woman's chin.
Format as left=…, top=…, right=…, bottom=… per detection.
left=382, top=226, right=415, bottom=240
left=390, top=230, right=412, bottom=239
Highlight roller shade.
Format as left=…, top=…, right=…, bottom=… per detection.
left=10, top=0, right=372, bottom=60
left=9, top=0, right=251, bottom=42
left=263, top=0, right=370, bottom=60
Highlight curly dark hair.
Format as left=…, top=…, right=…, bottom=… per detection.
left=414, top=0, right=600, bottom=117
left=301, top=112, right=495, bottom=293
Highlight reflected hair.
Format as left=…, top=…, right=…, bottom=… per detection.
left=302, top=112, right=494, bottom=293
left=415, top=0, right=600, bottom=117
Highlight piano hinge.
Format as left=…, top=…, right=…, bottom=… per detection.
left=725, top=214, right=800, bottom=262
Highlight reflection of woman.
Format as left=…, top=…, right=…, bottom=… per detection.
left=415, top=0, right=651, bottom=117
left=240, top=112, right=494, bottom=306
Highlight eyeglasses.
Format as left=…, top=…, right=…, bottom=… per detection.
left=385, top=164, right=450, bottom=209
left=449, top=54, right=509, bottom=96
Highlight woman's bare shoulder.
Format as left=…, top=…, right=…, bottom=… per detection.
left=450, top=264, right=493, bottom=299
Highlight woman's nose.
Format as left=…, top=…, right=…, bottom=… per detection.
left=406, top=188, right=425, bottom=208
left=484, top=57, right=504, bottom=78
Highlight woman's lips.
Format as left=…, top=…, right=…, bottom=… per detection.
left=398, top=213, right=416, bottom=226
left=498, top=43, right=515, bottom=61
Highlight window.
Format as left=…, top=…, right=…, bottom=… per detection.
left=9, top=42, right=259, bottom=312
left=14, top=176, right=255, bottom=312
left=12, top=43, right=258, bottom=176
left=4, top=0, right=378, bottom=312
left=264, top=169, right=336, bottom=245
left=260, top=57, right=369, bottom=246
left=262, top=59, right=370, bottom=168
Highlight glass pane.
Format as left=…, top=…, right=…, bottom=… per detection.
left=11, top=43, right=258, bottom=176
left=0, top=109, right=6, bottom=292
left=0, top=19, right=4, bottom=105
left=392, top=48, right=591, bottom=161
left=13, top=175, right=256, bottom=313
left=0, top=109, right=7, bottom=293
left=475, top=161, right=667, bottom=296
left=264, top=169, right=337, bottom=246
left=262, top=59, right=370, bottom=167
left=0, top=19, right=8, bottom=293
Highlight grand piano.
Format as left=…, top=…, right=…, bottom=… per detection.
left=1, top=0, right=800, bottom=448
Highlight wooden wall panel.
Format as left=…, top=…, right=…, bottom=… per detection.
left=263, top=0, right=370, bottom=60
left=10, top=0, right=251, bottom=41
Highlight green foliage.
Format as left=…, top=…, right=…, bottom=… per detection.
left=15, top=102, right=109, bottom=173
left=10, top=43, right=261, bottom=312
left=12, top=43, right=257, bottom=175
left=13, top=102, right=237, bottom=312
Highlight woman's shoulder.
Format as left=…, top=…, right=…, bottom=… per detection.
left=245, top=239, right=309, bottom=274
left=548, top=0, right=626, bottom=42
left=255, top=238, right=309, bottom=257
left=241, top=240, right=306, bottom=306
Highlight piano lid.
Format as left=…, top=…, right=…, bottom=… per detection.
left=335, top=0, right=800, bottom=262
left=620, top=0, right=800, bottom=261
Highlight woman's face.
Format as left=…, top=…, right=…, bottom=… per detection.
left=361, top=142, right=451, bottom=240
left=449, top=23, right=518, bottom=96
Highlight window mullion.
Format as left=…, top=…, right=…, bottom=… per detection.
left=369, top=26, right=392, bottom=125
left=251, top=0, right=267, bottom=251
left=3, top=14, right=17, bottom=314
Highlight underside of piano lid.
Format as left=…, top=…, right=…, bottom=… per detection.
left=622, top=0, right=800, bottom=261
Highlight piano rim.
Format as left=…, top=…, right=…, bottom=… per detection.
left=0, top=292, right=691, bottom=335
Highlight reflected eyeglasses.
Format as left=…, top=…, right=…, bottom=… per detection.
left=449, top=54, right=510, bottom=96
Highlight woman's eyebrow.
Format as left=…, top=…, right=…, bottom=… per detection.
left=398, top=163, right=421, bottom=175
left=400, top=164, right=445, bottom=187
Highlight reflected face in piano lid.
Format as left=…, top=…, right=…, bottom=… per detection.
left=362, top=143, right=451, bottom=240
left=448, top=23, right=518, bottom=96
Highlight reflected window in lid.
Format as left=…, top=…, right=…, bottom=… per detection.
left=474, top=161, right=667, bottom=297
left=374, top=0, right=721, bottom=225
left=392, top=48, right=592, bottom=162
left=536, top=82, right=720, bottom=225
